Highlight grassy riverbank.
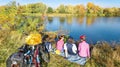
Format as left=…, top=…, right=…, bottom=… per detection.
left=22, top=13, right=76, bottom=17
left=22, top=13, right=107, bottom=17
left=0, top=30, right=120, bottom=67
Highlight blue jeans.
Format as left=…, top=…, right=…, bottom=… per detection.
left=75, top=56, right=87, bottom=65
left=59, top=50, right=65, bottom=57
left=67, top=55, right=87, bottom=65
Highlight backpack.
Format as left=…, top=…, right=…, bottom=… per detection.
left=43, top=42, right=52, bottom=53
left=66, top=43, right=77, bottom=55
left=6, top=52, right=24, bottom=67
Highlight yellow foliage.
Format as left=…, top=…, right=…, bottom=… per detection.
left=25, top=33, right=42, bottom=45
left=74, top=4, right=85, bottom=15
left=0, top=14, right=8, bottom=23
left=87, top=2, right=94, bottom=9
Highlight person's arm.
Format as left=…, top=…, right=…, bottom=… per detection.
left=24, top=50, right=30, bottom=56
left=56, top=41, right=60, bottom=49
left=78, top=43, right=81, bottom=53
left=49, top=43, right=52, bottom=52
left=72, top=44, right=77, bottom=54
left=64, top=43, right=68, bottom=58
left=87, top=44, right=90, bottom=58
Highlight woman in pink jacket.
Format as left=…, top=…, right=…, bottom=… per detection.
left=77, top=35, right=90, bottom=65
left=56, top=35, right=64, bottom=55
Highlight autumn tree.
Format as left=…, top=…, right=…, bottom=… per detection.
left=103, top=7, right=120, bottom=16
left=87, top=2, right=95, bottom=14
left=87, top=2, right=104, bottom=16
left=74, top=4, right=85, bottom=16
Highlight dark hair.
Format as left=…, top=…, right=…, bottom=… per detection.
left=42, top=35, right=49, bottom=41
left=68, top=36, right=73, bottom=39
left=58, top=35, right=64, bottom=40
left=68, top=37, right=74, bottom=44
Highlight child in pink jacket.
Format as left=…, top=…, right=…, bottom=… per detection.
left=78, top=35, right=90, bottom=65
left=56, top=35, right=64, bottom=55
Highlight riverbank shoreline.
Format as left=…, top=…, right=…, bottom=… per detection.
left=22, top=13, right=111, bottom=17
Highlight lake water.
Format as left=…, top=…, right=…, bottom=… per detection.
left=45, top=16, right=120, bottom=44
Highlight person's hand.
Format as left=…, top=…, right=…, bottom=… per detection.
left=87, top=57, right=90, bottom=59
left=87, top=57, right=90, bottom=60
left=86, top=57, right=90, bottom=61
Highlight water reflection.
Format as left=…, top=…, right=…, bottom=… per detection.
left=66, top=16, right=73, bottom=24
left=76, top=16, right=84, bottom=24
left=86, top=17, right=96, bottom=26
left=47, top=17, right=53, bottom=23
left=45, top=16, right=120, bottom=43
left=59, top=17, right=65, bottom=24
left=46, top=16, right=98, bottom=27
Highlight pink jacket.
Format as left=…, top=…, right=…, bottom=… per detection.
left=78, top=41, right=90, bottom=57
left=56, top=40, right=64, bottom=51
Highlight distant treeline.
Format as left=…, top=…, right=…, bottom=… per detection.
left=16, top=2, right=120, bottom=16
left=0, top=1, right=120, bottom=23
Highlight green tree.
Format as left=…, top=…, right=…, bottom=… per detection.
left=65, top=5, right=74, bottom=14
left=47, top=7, right=53, bottom=13
left=117, top=8, right=120, bottom=16
left=0, top=6, right=8, bottom=23
left=57, top=4, right=66, bottom=13
left=0, top=1, right=17, bottom=24
left=103, top=7, right=120, bottom=16
left=103, top=8, right=113, bottom=16
left=17, top=5, right=27, bottom=14
left=27, top=3, right=47, bottom=13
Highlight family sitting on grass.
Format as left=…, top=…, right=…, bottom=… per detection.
left=6, top=33, right=90, bottom=67
left=54, top=35, right=90, bottom=65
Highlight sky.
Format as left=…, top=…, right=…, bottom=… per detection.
left=0, top=0, right=120, bottom=8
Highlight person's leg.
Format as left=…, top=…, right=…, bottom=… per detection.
left=75, top=57, right=87, bottom=65
left=51, top=48, right=56, bottom=54
left=72, top=55, right=81, bottom=61
left=36, top=55, right=40, bottom=67
left=29, top=56, right=32, bottom=64
left=59, top=49, right=65, bottom=57
left=60, top=51, right=65, bottom=57
left=67, top=55, right=74, bottom=62
left=67, top=55, right=80, bottom=63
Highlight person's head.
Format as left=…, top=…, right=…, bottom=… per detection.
left=80, top=35, right=86, bottom=41
left=42, top=35, right=49, bottom=41
left=58, top=35, right=64, bottom=40
left=68, top=36, right=74, bottom=44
